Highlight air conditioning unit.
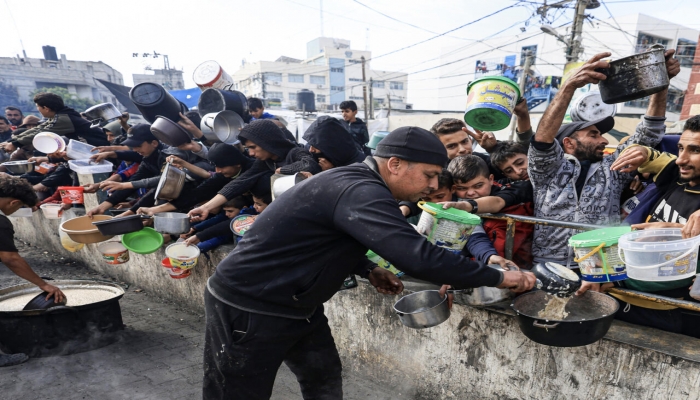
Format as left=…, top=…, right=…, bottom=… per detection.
left=317, top=85, right=324, bottom=89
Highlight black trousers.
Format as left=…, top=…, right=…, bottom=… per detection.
left=203, top=288, right=343, bottom=400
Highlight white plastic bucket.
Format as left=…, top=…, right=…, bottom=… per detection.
left=193, top=61, right=233, bottom=90
left=165, top=243, right=200, bottom=270
left=40, top=203, right=63, bottom=219
left=415, top=202, right=480, bottom=253
left=618, top=229, right=700, bottom=282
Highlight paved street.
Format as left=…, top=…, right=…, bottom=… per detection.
left=0, top=240, right=398, bottom=400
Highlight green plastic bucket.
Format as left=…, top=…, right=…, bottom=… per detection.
left=367, top=131, right=389, bottom=150
left=464, top=76, right=520, bottom=131
left=122, top=227, right=164, bottom=254
left=415, top=201, right=481, bottom=253
left=568, top=226, right=631, bottom=282
left=366, top=250, right=404, bottom=277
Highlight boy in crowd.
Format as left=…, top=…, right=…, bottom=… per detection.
left=252, top=193, right=271, bottom=214
left=0, top=175, right=64, bottom=367
left=182, top=196, right=254, bottom=251
left=445, top=155, right=534, bottom=267
left=302, top=116, right=366, bottom=173
left=339, top=100, right=370, bottom=155
left=490, top=141, right=530, bottom=182
left=248, top=98, right=275, bottom=120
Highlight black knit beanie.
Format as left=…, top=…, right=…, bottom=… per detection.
left=374, top=126, right=448, bottom=167
left=207, top=143, right=247, bottom=167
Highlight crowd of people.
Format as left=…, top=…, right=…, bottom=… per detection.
left=1, top=49, right=698, bottom=397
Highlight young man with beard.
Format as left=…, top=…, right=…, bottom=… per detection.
left=578, top=115, right=700, bottom=338
left=528, top=51, right=679, bottom=267
left=4, top=107, right=23, bottom=129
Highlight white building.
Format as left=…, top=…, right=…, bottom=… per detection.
left=232, top=37, right=409, bottom=111
left=0, top=46, right=124, bottom=109
left=435, top=13, right=697, bottom=121
left=133, top=68, right=185, bottom=90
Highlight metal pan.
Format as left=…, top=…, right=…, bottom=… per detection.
left=155, top=162, right=186, bottom=201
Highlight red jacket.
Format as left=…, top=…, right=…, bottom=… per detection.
left=483, top=182, right=534, bottom=268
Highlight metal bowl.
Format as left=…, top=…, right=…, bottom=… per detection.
left=393, top=290, right=450, bottom=329
left=2, top=161, right=35, bottom=175
left=83, top=103, right=122, bottom=128
left=151, top=116, right=192, bottom=147
left=154, top=162, right=186, bottom=201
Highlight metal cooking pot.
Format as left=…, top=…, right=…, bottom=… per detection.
left=83, top=103, right=122, bottom=128
left=155, top=162, right=186, bottom=201
left=393, top=290, right=450, bottom=329
left=129, top=82, right=183, bottom=123
left=213, top=110, right=245, bottom=144
left=2, top=160, right=35, bottom=175
left=512, top=290, right=618, bottom=347
left=0, top=280, right=125, bottom=357
left=531, top=262, right=581, bottom=298
left=570, top=92, right=616, bottom=122
left=199, top=112, right=220, bottom=142
left=153, top=212, right=191, bottom=234
left=151, top=116, right=192, bottom=147
left=598, top=44, right=669, bottom=104
left=271, top=173, right=307, bottom=200
left=197, top=86, right=251, bottom=123
left=92, top=214, right=151, bottom=236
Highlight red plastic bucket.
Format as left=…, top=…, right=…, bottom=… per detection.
left=57, top=186, right=84, bottom=204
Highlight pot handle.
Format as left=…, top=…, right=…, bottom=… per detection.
left=533, top=321, right=559, bottom=329
left=44, top=305, right=79, bottom=314
left=222, top=83, right=235, bottom=92
left=138, top=214, right=153, bottom=220
left=416, top=201, right=436, bottom=216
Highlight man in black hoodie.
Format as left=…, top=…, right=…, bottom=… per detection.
left=0, top=93, right=109, bottom=153
left=189, top=119, right=320, bottom=222
left=202, top=126, right=536, bottom=399
left=302, top=116, right=365, bottom=171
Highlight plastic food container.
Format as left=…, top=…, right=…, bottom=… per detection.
left=39, top=203, right=63, bottom=219
left=464, top=76, right=520, bottom=131
left=8, top=207, right=33, bottom=218
left=415, top=201, right=481, bottom=253
left=165, top=243, right=200, bottom=269
left=569, top=226, right=631, bottom=282
left=366, top=250, right=404, bottom=277
left=32, top=132, right=66, bottom=154
left=57, top=186, right=84, bottom=204
left=168, top=267, right=192, bottom=279
left=35, top=162, right=57, bottom=175
left=121, top=227, right=163, bottom=254
left=97, top=242, right=129, bottom=265
left=68, top=159, right=113, bottom=175
left=66, top=140, right=96, bottom=160
left=618, top=228, right=700, bottom=282
left=230, top=215, right=257, bottom=236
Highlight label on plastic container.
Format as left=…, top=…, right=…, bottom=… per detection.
left=416, top=211, right=474, bottom=251
left=657, top=250, right=696, bottom=277
left=575, top=245, right=627, bottom=282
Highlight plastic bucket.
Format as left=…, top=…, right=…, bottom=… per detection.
left=367, top=131, right=389, bottom=150
left=65, top=139, right=95, bottom=160
left=193, top=61, right=234, bottom=90
left=40, top=203, right=63, bottom=219
left=415, top=201, right=481, bottom=253
left=32, top=132, right=66, bottom=154
left=618, top=228, right=700, bottom=282
left=165, top=243, right=200, bottom=270
left=97, top=242, right=129, bottom=265
left=230, top=214, right=257, bottom=236
left=57, top=186, right=84, bottom=204
left=569, top=226, right=631, bottom=282
left=464, top=76, right=520, bottom=131
left=168, top=267, right=192, bottom=279
left=366, top=250, right=404, bottom=277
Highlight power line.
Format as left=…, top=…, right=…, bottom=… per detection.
left=351, top=0, right=440, bottom=35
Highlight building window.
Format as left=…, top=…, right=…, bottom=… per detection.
left=331, top=67, right=344, bottom=73
left=349, top=96, right=364, bottom=100
left=289, top=93, right=297, bottom=101
left=521, top=45, right=537, bottom=66
left=349, top=78, right=362, bottom=82
left=288, top=74, right=304, bottom=83
left=310, top=75, right=325, bottom=84
left=389, top=81, right=403, bottom=90
left=331, top=86, right=344, bottom=92
left=677, top=38, right=697, bottom=68
left=316, top=95, right=326, bottom=103
left=636, top=33, right=668, bottom=53
left=372, top=81, right=385, bottom=88
left=264, top=73, right=282, bottom=83
left=266, top=91, right=283, bottom=99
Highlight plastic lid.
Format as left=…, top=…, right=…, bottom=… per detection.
left=569, top=226, right=632, bottom=247
left=467, top=76, right=521, bottom=97
left=230, top=215, right=257, bottom=236
left=193, top=61, right=222, bottom=84
left=420, top=202, right=481, bottom=225
left=464, top=107, right=512, bottom=131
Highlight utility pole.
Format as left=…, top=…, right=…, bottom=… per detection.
left=361, top=56, right=369, bottom=120
left=510, top=51, right=533, bottom=140
left=567, top=0, right=589, bottom=63
left=386, top=94, right=391, bottom=117
left=260, top=72, right=266, bottom=99
left=368, top=78, right=374, bottom=120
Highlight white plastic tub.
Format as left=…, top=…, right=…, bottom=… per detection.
left=39, top=203, right=63, bottom=219
left=68, top=159, right=113, bottom=175
left=618, top=228, right=700, bottom=282
left=66, top=140, right=96, bottom=160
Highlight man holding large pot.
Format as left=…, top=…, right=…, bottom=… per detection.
left=202, top=127, right=535, bottom=399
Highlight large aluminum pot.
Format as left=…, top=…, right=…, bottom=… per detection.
left=197, top=86, right=251, bottom=123
left=154, top=162, right=186, bottom=201
left=271, top=173, right=307, bottom=201
left=213, top=110, right=245, bottom=144
left=129, top=82, right=183, bottom=123
left=199, top=112, right=220, bottom=142
left=598, top=44, right=669, bottom=104
left=393, top=290, right=450, bottom=329
left=83, top=103, right=122, bottom=128
left=153, top=212, right=191, bottom=235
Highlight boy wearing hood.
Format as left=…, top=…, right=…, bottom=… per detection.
left=189, top=120, right=320, bottom=221
left=303, top=116, right=366, bottom=171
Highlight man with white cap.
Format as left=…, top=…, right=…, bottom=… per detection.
left=202, top=126, right=536, bottom=399
left=529, top=51, right=680, bottom=268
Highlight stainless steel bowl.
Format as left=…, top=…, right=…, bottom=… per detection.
left=2, top=161, right=36, bottom=175
left=154, top=162, right=186, bottom=201
left=393, top=290, right=450, bottom=329
left=83, top=103, right=122, bottom=128
left=153, top=212, right=191, bottom=235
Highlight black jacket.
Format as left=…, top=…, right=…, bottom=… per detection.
left=303, top=116, right=365, bottom=167
left=171, top=157, right=254, bottom=211
left=12, top=107, right=109, bottom=148
left=342, top=118, right=370, bottom=155
left=208, top=157, right=503, bottom=319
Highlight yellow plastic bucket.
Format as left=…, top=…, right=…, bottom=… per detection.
left=464, top=76, right=520, bottom=131
left=165, top=243, right=200, bottom=270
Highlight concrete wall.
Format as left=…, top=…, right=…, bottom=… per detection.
left=11, top=187, right=700, bottom=399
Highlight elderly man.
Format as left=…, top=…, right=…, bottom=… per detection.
left=202, top=126, right=535, bottom=399
left=528, top=51, right=680, bottom=267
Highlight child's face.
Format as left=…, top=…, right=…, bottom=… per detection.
left=253, top=197, right=268, bottom=213
left=497, top=153, right=529, bottom=181
left=223, top=207, right=241, bottom=218
left=453, top=175, right=493, bottom=199
left=422, top=186, right=454, bottom=203
left=341, top=108, right=357, bottom=122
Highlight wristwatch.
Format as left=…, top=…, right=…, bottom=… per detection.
left=465, top=199, right=478, bottom=213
